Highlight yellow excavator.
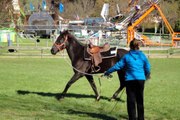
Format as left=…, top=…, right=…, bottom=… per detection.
left=127, top=2, right=180, bottom=47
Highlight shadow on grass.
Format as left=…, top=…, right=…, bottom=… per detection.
left=16, top=90, right=124, bottom=102
left=67, top=109, right=127, bottom=120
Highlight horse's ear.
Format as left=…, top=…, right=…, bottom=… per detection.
left=60, top=30, right=69, bottom=35
left=65, top=30, right=69, bottom=34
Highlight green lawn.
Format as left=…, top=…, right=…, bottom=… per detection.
left=0, top=58, right=180, bottom=120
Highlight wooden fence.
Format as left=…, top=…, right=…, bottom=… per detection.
left=0, top=46, right=180, bottom=58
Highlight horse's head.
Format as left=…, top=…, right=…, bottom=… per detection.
left=51, top=30, right=69, bottom=55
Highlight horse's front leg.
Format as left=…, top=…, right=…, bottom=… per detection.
left=57, top=73, right=83, bottom=100
left=85, top=75, right=100, bottom=101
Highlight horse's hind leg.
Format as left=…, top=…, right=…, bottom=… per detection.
left=110, top=85, right=125, bottom=101
left=110, top=70, right=125, bottom=101
left=58, top=73, right=83, bottom=100
left=85, top=75, right=100, bottom=101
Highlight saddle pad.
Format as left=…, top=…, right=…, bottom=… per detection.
left=84, top=47, right=117, bottom=60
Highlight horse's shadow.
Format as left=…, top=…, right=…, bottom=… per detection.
left=67, top=109, right=127, bottom=120
left=17, top=90, right=127, bottom=119
left=16, top=90, right=124, bottom=102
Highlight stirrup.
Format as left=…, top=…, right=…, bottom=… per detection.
left=92, top=66, right=101, bottom=72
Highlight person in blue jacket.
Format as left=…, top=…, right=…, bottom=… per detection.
left=104, top=38, right=151, bottom=120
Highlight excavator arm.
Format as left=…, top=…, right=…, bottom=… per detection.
left=127, top=3, right=180, bottom=46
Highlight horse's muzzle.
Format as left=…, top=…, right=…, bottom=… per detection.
left=51, top=48, right=57, bottom=55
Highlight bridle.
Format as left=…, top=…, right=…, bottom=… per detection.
left=54, top=35, right=68, bottom=51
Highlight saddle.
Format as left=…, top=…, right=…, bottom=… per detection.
left=88, top=43, right=110, bottom=54
left=87, top=43, right=110, bottom=72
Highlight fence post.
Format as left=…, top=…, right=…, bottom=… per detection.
left=46, top=40, right=48, bottom=47
left=18, top=48, right=20, bottom=58
left=41, top=49, right=43, bottom=58
left=167, top=49, right=169, bottom=58
left=7, top=33, right=12, bottom=47
left=148, top=49, right=150, bottom=58
left=16, top=34, right=19, bottom=47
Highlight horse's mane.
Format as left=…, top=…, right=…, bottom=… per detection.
left=62, top=30, right=87, bottom=47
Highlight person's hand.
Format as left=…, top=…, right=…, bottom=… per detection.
left=146, top=73, right=151, bottom=80
left=103, top=71, right=113, bottom=79
left=104, top=71, right=110, bottom=76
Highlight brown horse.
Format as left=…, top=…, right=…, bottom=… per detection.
left=51, top=30, right=128, bottom=101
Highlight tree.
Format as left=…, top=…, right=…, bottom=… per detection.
left=0, top=0, right=179, bottom=31
left=0, top=0, right=13, bottom=28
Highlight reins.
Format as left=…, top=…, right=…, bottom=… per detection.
left=109, top=88, right=125, bottom=113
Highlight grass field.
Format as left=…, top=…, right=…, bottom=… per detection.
left=0, top=58, right=180, bottom=120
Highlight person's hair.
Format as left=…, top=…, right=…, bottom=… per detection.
left=130, top=38, right=140, bottom=50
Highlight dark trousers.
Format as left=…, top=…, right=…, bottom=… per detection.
left=126, top=80, right=145, bottom=120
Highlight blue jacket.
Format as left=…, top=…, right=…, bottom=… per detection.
left=106, top=50, right=151, bottom=81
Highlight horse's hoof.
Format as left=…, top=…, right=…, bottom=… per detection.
left=109, top=97, right=116, bottom=101
left=96, top=96, right=100, bottom=101
left=59, top=96, right=64, bottom=101
left=56, top=94, right=64, bottom=100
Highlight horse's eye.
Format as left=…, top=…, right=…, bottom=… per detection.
left=55, top=42, right=60, bottom=45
